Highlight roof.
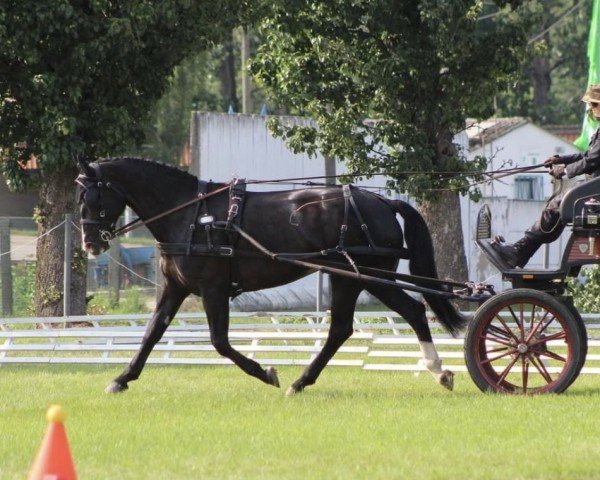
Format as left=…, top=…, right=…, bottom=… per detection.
left=543, top=124, right=582, bottom=144
left=465, top=117, right=529, bottom=149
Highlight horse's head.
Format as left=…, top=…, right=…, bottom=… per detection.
left=76, top=159, right=126, bottom=255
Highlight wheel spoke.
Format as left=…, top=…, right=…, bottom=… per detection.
left=496, top=354, right=520, bottom=386
left=529, top=304, right=537, bottom=332
left=519, top=303, right=526, bottom=341
left=522, top=356, right=529, bottom=393
left=488, top=322, right=513, bottom=339
left=525, top=311, right=552, bottom=343
left=481, top=332, right=514, bottom=348
left=529, top=330, right=567, bottom=348
left=492, top=315, right=520, bottom=343
left=487, top=345, right=512, bottom=354
left=508, top=304, right=523, bottom=330
left=537, top=316, right=557, bottom=336
left=538, top=349, right=567, bottom=363
left=481, top=348, right=517, bottom=365
left=528, top=353, right=553, bottom=384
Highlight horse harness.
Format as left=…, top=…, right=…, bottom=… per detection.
left=79, top=169, right=409, bottom=298
left=156, top=178, right=247, bottom=296
left=158, top=181, right=408, bottom=297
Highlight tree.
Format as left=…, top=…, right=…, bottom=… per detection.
left=0, top=1, right=240, bottom=315
left=251, top=0, right=534, bottom=283
left=137, top=27, right=272, bottom=166
left=136, top=50, right=224, bottom=164
left=495, top=0, right=591, bottom=124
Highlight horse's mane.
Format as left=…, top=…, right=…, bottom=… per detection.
left=98, top=156, right=197, bottom=181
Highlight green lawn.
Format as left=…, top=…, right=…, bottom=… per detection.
left=2, top=365, right=600, bottom=479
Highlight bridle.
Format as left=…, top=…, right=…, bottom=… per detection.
left=76, top=163, right=127, bottom=242
left=76, top=162, right=231, bottom=242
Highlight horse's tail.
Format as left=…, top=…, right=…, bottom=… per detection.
left=391, top=200, right=467, bottom=336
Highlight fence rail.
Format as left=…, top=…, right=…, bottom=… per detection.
left=3, top=311, right=600, bottom=375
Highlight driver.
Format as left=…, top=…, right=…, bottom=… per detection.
left=492, top=84, right=600, bottom=268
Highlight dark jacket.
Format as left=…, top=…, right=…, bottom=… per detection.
left=561, top=127, right=600, bottom=178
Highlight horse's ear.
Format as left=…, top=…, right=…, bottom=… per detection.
left=76, top=155, right=95, bottom=177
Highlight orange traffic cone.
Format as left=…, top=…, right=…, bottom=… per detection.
left=27, top=404, right=77, bottom=480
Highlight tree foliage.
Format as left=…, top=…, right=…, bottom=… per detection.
left=495, top=0, right=591, bottom=124
left=0, top=0, right=241, bottom=187
left=571, top=266, right=600, bottom=313
left=137, top=28, right=269, bottom=165
left=251, top=0, right=536, bottom=201
left=0, top=1, right=243, bottom=315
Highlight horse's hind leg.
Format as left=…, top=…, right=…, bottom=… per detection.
left=366, top=285, right=454, bottom=391
left=106, top=279, right=188, bottom=393
left=202, top=287, right=280, bottom=387
left=286, top=276, right=362, bottom=396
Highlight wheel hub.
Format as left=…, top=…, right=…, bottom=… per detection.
left=517, top=343, right=529, bottom=354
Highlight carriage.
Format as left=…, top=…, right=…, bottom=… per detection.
left=464, top=176, right=600, bottom=394
left=77, top=157, right=600, bottom=395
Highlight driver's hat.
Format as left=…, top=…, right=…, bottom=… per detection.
left=582, top=84, right=600, bottom=103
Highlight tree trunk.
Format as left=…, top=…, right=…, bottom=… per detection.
left=219, top=33, right=239, bottom=112
left=34, top=167, right=87, bottom=316
left=531, top=54, right=551, bottom=122
left=417, top=190, right=469, bottom=286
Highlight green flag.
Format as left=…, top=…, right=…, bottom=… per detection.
left=574, top=0, right=600, bottom=151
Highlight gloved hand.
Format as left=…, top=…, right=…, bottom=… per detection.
left=544, top=155, right=562, bottom=167
left=549, top=164, right=566, bottom=179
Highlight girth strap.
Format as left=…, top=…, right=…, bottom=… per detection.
left=157, top=242, right=234, bottom=257
left=345, top=185, right=377, bottom=249
left=186, top=180, right=209, bottom=255
left=339, top=185, right=378, bottom=253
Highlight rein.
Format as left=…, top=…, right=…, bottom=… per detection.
left=78, top=167, right=231, bottom=240
left=81, top=162, right=547, bottom=241
left=110, top=184, right=231, bottom=239
left=111, top=183, right=231, bottom=239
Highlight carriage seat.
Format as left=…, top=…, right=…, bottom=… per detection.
left=559, top=176, right=600, bottom=224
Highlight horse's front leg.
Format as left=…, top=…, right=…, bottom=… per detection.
left=106, top=278, right=188, bottom=393
left=202, top=286, right=279, bottom=387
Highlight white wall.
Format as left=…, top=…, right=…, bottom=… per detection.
left=190, top=112, right=328, bottom=190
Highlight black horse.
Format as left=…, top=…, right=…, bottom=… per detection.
left=77, top=157, right=466, bottom=395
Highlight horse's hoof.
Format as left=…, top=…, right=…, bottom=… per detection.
left=285, top=384, right=305, bottom=396
left=439, top=370, right=454, bottom=391
left=105, top=381, right=128, bottom=394
left=265, top=367, right=280, bottom=388
left=285, top=386, right=298, bottom=396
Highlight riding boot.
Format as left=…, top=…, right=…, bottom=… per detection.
left=491, top=207, right=564, bottom=268
left=491, top=236, right=542, bottom=268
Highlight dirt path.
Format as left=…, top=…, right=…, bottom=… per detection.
left=6, top=235, right=37, bottom=261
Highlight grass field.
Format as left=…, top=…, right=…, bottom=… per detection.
left=2, top=365, right=600, bottom=479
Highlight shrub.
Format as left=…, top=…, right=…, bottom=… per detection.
left=12, top=261, right=36, bottom=316
left=570, top=265, right=600, bottom=313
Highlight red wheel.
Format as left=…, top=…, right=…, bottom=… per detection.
left=465, top=289, right=587, bottom=394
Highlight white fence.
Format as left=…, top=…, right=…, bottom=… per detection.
left=2, top=311, right=600, bottom=375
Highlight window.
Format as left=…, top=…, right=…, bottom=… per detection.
left=515, top=176, right=543, bottom=200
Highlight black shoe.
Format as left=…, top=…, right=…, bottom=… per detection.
left=490, top=238, right=521, bottom=268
